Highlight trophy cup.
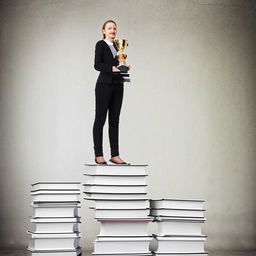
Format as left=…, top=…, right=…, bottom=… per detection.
left=114, top=39, right=130, bottom=82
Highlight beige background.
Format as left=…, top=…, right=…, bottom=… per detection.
left=0, top=0, right=256, bottom=251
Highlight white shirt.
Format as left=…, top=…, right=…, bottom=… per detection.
left=104, top=39, right=117, bottom=58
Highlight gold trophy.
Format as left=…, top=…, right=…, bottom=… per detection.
left=114, top=39, right=129, bottom=73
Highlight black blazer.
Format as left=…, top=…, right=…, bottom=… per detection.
left=94, top=40, right=123, bottom=84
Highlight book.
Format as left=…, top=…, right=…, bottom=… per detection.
left=94, top=237, right=152, bottom=253
left=28, top=231, right=80, bottom=250
left=152, top=253, right=208, bottom=256
left=97, top=235, right=152, bottom=238
left=91, top=208, right=150, bottom=218
left=98, top=218, right=152, bottom=236
left=83, top=184, right=147, bottom=194
left=32, top=205, right=80, bottom=218
left=84, top=174, right=147, bottom=186
left=84, top=164, right=148, bottom=175
left=150, top=200, right=205, bottom=210
left=94, top=199, right=150, bottom=209
left=27, top=247, right=82, bottom=256
left=150, top=209, right=205, bottom=218
left=93, top=253, right=152, bottom=256
left=84, top=192, right=148, bottom=200
left=31, top=191, right=80, bottom=202
left=31, top=182, right=81, bottom=190
left=154, top=217, right=206, bottom=236
left=28, top=231, right=80, bottom=237
left=96, top=218, right=153, bottom=222
left=31, top=202, right=81, bottom=207
left=30, top=217, right=81, bottom=223
left=155, top=236, right=207, bottom=253
left=31, top=189, right=80, bottom=192
left=30, top=219, right=80, bottom=233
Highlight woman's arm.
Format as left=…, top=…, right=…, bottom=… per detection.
left=94, top=41, right=113, bottom=73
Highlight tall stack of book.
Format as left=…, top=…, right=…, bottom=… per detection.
left=150, top=199, right=208, bottom=256
left=83, top=164, right=153, bottom=256
left=27, top=182, right=82, bottom=256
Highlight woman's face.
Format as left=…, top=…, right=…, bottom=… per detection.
left=103, top=22, right=117, bottom=41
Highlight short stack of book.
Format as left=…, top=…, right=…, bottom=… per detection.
left=150, top=199, right=208, bottom=256
left=27, top=182, right=82, bottom=256
left=83, top=164, right=153, bottom=256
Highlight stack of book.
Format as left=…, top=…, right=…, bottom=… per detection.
left=83, top=164, right=153, bottom=256
left=27, top=182, right=82, bottom=256
left=150, top=199, right=208, bottom=256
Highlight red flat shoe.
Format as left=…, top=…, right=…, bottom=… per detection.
left=109, top=159, right=129, bottom=165
left=95, top=158, right=107, bottom=165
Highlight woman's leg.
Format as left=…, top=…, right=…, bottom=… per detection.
left=108, top=84, right=124, bottom=157
left=93, top=83, right=113, bottom=157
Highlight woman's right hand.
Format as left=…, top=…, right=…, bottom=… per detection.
left=112, top=66, right=120, bottom=72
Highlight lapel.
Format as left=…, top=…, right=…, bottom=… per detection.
left=113, top=42, right=118, bottom=52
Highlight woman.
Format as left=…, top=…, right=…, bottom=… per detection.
left=93, top=20, right=130, bottom=165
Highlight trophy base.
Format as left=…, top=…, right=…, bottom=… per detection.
left=118, top=65, right=129, bottom=73
left=122, top=77, right=130, bottom=82
left=113, top=71, right=130, bottom=83
left=121, top=73, right=130, bottom=83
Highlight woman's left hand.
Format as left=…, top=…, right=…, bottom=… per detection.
left=128, top=65, right=132, bottom=70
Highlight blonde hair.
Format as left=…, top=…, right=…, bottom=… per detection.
left=102, top=20, right=117, bottom=39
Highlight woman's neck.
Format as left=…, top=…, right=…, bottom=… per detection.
left=105, top=37, right=114, bottom=42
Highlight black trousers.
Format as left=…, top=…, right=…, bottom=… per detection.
left=93, top=82, right=124, bottom=157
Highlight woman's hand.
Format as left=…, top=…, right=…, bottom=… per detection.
left=128, top=65, right=132, bottom=70
left=112, top=66, right=120, bottom=72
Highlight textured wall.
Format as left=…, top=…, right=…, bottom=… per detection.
left=0, top=0, right=256, bottom=251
